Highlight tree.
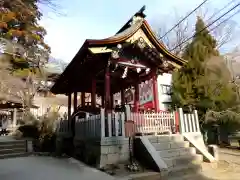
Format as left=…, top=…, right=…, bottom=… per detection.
left=0, top=0, right=51, bottom=70
left=0, top=0, right=57, bottom=122
left=156, top=4, right=239, bottom=55
left=171, top=17, right=237, bottom=121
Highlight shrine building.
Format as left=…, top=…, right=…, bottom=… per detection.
left=51, top=6, right=186, bottom=119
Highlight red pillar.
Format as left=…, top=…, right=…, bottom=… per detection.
left=91, top=78, right=96, bottom=108
left=67, top=93, right=72, bottom=128
left=121, top=89, right=125, bottom=106
left=105, top=67, right=111, bottom=112
left=152, top=71, right=159, bottom=112
left=175, top=111, right=180, bottom=133
left=101, top=93, right=105, bottom=107
left=81, top=92, right=85, bottom=107
left=134, top=83, right=140, bottom=112
left=73, top=92, right=78, bottom=112
left=110, top=93, right=114, bottom=109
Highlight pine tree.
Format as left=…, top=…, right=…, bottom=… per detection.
left=171, top=17, right=237, bottom=120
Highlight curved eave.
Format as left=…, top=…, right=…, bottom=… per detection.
left=50, top=43, right=89, bottom=94
left=142, top=20, right=187, bottom=65
left=51, top=18, right=187, bottom=94
left=86, top=20, right=143, bottom=45
left=85, top=20, right=186, bottom=66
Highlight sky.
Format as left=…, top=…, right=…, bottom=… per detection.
left=39, top=0, right=240, bottom=62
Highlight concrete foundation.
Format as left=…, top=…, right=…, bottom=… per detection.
left=73, top=137, right=129, bottom=168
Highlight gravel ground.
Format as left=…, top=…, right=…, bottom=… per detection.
left=193, top=148, right=240, bottom=180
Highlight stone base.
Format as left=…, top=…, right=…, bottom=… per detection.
left=73, top=137, right=130, bottom=168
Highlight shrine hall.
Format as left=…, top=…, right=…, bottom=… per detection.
left=51, top=6, right=186, bottom=121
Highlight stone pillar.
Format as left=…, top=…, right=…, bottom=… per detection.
left=12, top=108, right=17, bottom=129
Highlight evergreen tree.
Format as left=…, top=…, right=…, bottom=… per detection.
left=171, top=17, right=237, bottom=121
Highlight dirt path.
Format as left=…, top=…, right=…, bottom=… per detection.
left=199, top=148, right=240, bottom=180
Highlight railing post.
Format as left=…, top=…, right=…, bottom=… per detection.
left=184, top=114, right=189, bottom=132
left=121, top=112, right=126, bottom=137
left=101, top=108, right=105, bottom=138
left=194, top=110, right=200, bottom=132
left=191, top=113, right=196, bottom=132
left=173, top=111, right=180, bottom=133
left=178, top=108, right=185, bottom=133
left=115, top=113, right=119, bottom=136
left=188, top=114, right=193, bottom=132
left=125, top=105, right=131, bottom=121
left=108, top=113, right=112, bottom=137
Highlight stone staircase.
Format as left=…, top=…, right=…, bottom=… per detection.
left=0, top=139, right=29, bottom=159
left=148, top=135, right=203, bottom=178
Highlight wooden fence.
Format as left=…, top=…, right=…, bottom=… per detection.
left=74, top=109, right=125, bottom=139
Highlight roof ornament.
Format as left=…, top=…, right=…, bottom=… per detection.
left=130, top=5, right=146, bottom=25
left=131, top=16, right=143, bottom=25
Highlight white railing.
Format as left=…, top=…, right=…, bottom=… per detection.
left=131, top=111, right=175, bottom=135
left=178, top=108, right=200, bottom=133
left=56, top=107, right=201, bottom=138
left=74, top=109, right=125, bottom=139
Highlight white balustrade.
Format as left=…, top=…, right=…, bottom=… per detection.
left=178, top=108, right=201, bottom=133
left=132, top=111, right=174, bottom=135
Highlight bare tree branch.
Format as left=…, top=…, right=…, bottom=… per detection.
left=155, top=3, right=239, bottom=55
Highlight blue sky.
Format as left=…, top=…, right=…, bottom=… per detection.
left=39, top=0, right=239, bottom=62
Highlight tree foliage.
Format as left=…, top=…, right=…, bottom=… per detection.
left=0, top=0, right=51, bottom=72
left=0, top=0, right=56, bottom=115
left=171, top=17, right=238, bottom=121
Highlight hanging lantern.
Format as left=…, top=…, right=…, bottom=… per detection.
left=122, top=67, right=128, bottom=79
left=111, top=50, right=119, bottom=59
left=117, top=44, right=122, bottom=49
left=136, top=68, right=141, bottom=73
left=145, top=68, right=150, bottom=74
left=163, top=61, right=168, bottom=68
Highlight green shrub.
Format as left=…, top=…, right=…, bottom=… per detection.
left=18, top=110, right=60, bottom=153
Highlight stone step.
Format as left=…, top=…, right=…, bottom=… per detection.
left=158, top=147, right=196, bottom=158
left=165, top=163, right=202, bottom=180
left=0, top=142, right=26, bottom=149
left=0, top=152, right=30, bottom=159
left=152, top=141, right=190, bottom=151
left=162, top=154, right=203, bottom=168
left=0, top=148, right=26, bottom=155
left=148, top=135, right=184, bottom=143
left=0, top=140, right=26, bottom=147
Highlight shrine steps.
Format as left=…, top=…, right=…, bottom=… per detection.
left=134, top=135, right=204, bottom=179
left=0, top=139, right=29, bottom=159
